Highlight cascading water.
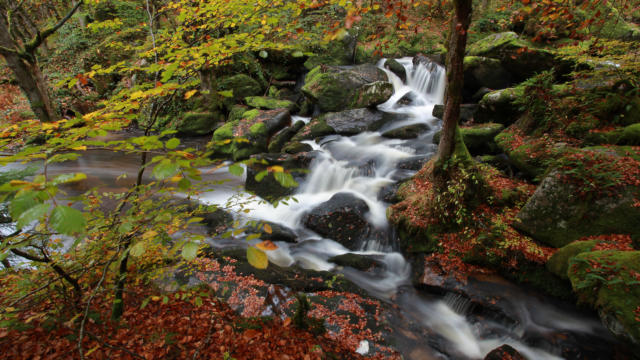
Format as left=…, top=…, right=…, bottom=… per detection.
left=195, top=58, right=615, bottom=359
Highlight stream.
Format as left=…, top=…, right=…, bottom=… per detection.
left=3, top=58, right=627, bottom=359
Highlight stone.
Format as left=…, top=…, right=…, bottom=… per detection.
left=302, top=192, right=372, bottom=249
left=218, top=74, right=263, bottom=102
left=245, top=96, right=297, bottom=112
left=301, top=64, right=391, bottom=112
left=483, top=345, right=525, bottom=360
left=381, top=123, right=430, bottom=139
left=328, top=253, right=380, bottom=271
left=463, top=56, right=513, bottom=97
left=320, top=108, right=386, bottom=135
left=245, top=152, right=318, bottom=201
left=384, top=58, right=406, bottom=81
left=514, top=169, right=640, bottom=248
left=268, top=121, right=306, bottom=153
left=433, top=123, right=504, bottom=155
left=475, top=87, right=524, bottom=125
left=432, top=104, right=478, bottom=123
left=174, top=111, right=223, bottom=136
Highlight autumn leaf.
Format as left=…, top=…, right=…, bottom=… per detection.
left=256, top=240, right=277, bottom=251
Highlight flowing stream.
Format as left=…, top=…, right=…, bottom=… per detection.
left=196, top=58, right=620, bottom=359
left=2, top=58, right=624, bottom=359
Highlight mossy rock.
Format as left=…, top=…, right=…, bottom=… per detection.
left=244, top=153, right=315, bottom=201
left=585, top=124, right=640, bottom=146
left=228, top=105, right=249, bottom=122
left=467, top=32, right=560, bottom=81
left=584, top=146, right=640, bottom=162
left=514, top=169, right=640, bottom=248
left=290, top=117, right=336, bottom=142
left=301, top=65, right=389, bottom=112
left=381, top=123, right=430, bottom=139
left=282, top=141, right=313, bottom=154
left=384, top=58, right=406, bottom=81
left=302, top=32, right=357, bottom=70
left=268, top=121, right=305, bottom=153
left=434, top=123, right=504, bottom=155
left=463, top=56, right=512, bottom=97
left=218, top=74, right=263, bottom=102
left=173, top=111, right=223, bottom=136
left=475, top=87, right=524, bottom=125
left=245, top=96, right=297, bottom=112
left=494, top=130, right=554, bottom=179
left=568, top=250, right=640, bottom=345
left=546, top=240, right=598, bottom=279
left=328, top=253, right=380, bottom=271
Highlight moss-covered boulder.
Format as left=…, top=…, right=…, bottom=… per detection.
left=568, top=250, right=640, bottom=345
left=210, top=109, right=291, bottom=160
left=475, top=87, right=524, bottom=125
left=320, top=108, right=387, bottom=135
left=467, top=32, right=560, bottom=81
left=434, top=123, right=504, bottom=155
left=384, top=58, right=406, bottom=82
left=463, top=56, right=512, bottom=97
left=172, top=111, right=224, bottom=136
left=303, top=32, right=357, bottom=70
left=301, top=65, right=391, bottom=112
left=218, top=74, right=263, bottom=102
left=432, top=104, right=478, bottom=123
left=245, top=96, right=297, bottom=112
left=515, top=162, right=640, bottom=248
left=282, top=141, right=313, bottom=154
left=586, top=123, right=640, bottom=146
left=267, top=121, right=306, bottom=153
left=245, top=152, right=316, bottom=201
left=494, top=127, right=560, bottom=179
left=290, top=117, right=336, bottom=142
left=546, top=240, right=598, bottom=279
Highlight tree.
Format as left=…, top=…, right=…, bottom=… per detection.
left=0, top=1, right=83, bottom=122
left=435, top=0, right=473, bottom=167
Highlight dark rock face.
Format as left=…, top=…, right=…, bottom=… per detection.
left=268, top=121, right=306, bottom=153
left=378, top=182, right=402, bottom=203
left=475, top=88, right=523, bottom=125
left=245, top=152, right=319, bottom=201
left=484, top=345, right=525, bottom=360
left=514, top=169, right=640, bottom=248
left=302, top=192, right=372, bottom=249
left=432, top=104, right=477, bottom=123
left=384, top=58, right=406, bottom=82
left=321, top=108, right=386, bottom=135
left=397, top=155, right=430, bottom=171
left=463, top=56, right=512, bottom=98
left=328, top=253, right=380, bottom=271
left=381, top=123, right=430, bottom=139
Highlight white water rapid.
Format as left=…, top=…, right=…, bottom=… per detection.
left=195, top=58, right=610, bottom=359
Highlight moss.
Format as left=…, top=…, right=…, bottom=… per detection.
left=290, top=118, right=335, bottom=142
left=212, top=121, right=237, bottom=141
left=302, top=68, right=352, bottom=112
left=620, top=123, right=640, bottom=145
left=434, top=123, right=505, bottom=155
left=568, top=251, right=640, bottom=343
left=228, top=105, right=248, bottom=122
left=584, top=146, right=640, bottom=162
left=218, top=74, right=262, bottom=101
left=282, top=141, right=313, bottom=154
left=242, top=109, right=260, bottom=121
left=348, top=81, right=393, bottom=109
left=503, top=262, right=574, bottom=300
left=546, top=240, right=597, bottom=279
left=249, top=122, right=267, bottom=136
left=245, top=96, right=295, bottom=111
left=174, top=112, right=221, bottom=136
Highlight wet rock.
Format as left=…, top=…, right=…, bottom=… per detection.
left=384, top=58, right=406, bottom=81
left=268, top=121, right=305, bottom=153
left=210, top=109, right=291, bottom=161
left=378, top=182, right=402, bottom=203
left=515, top=168, right=640, bottom=248
left=282, top=141, right=313, bottom=154
left=245, top=220, right=297, bottom=243
left=328, top=253, right=380, bottom=271
left=432, top=104, right=477, bottom=123
left=302, top=64, right=390, bottom=112
left=413, top=53, right=443, bottom=67
left=321, top=108, right=386, bottom=135
left=546, top=240, right=598, bottom=280
left=397, top=155, right=431, bottom=171
left=290, top=117, right=336, bottom=142
left=245, top=152, right=318, bottom=201
left=381, top=123, right=430, bottom=139
left=302, top=192, right=372, bottom=249
left=483, top=344, right=525, bottom=360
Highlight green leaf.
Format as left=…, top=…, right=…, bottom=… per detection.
left=254, top=170, right=268, bottom=182
left=130, top=242, right=146, bottom=257
left=52, top=173, right=87, bottom=186
left=165, top=138, right=180, bottom=149
left=182, top=242, right=199, bottom=261
left=218, top=90, right=234, bottom=98
left=153, top=161, right=179, bottom=180
left=16, top=203, right=49, bottom=229
left=228, top=164, right=244, bottom=177
left=10, top=192, right=39, bottom=219
left=50, top=205, right=86, bottom=235
left=178, top=178, right=191, bottom=191
left=140, top=298, right=150, bottom=309
left=247, top=246, right=268, bottom=269
left=274, top=172, right=298, bottom=188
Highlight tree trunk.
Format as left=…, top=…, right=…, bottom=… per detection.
left=436, top=0, right=472, bottom=165
left=0, top=20, right=57, bottom=122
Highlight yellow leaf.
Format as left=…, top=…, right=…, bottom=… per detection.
left=256, top=240, right=278, bottom=251
left=247, top=246, right=268, bottom=269
left=142, top=230, right=158, bottom=240
left=151, top=296, right=161, bottom=301
left=72, top=146, right=87, bottom=151
left=184, top=89, right=198, bottom=99
left=269, top=165, right=284, bottom=173
left=130, top=90, right=145, bottom=99
left=170, top=175, right=183, bottom=182
left=263, top=223, right=272, bottom=234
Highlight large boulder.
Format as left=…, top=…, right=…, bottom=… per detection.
left=267, top=121, right=306, bottom=153
left=568, top=250, right=640, bottom=346
left=245, top=96, right=297, bottom=112
left=381, top=123, right=430, bottom=139
left=433, top=123, right=504, bottom=155
left=218, top=74, right=263, bottom=102
left=463, top=56, right=512, bottom=97
left=483, top=345, right=525, bottom=360
left=384, top=58, right=406, bottom=82
left=432, top=104, right=478, bottom=123
left=467, top=32, right=560, bottom=81
left=301, top=65, right=392, bottom=112
left=546, top=240, right=598, bottom=280
left=302, top=192, right=372, bottom=249
left=303, top=32, right=358, bottom=70
left=210, top=109, right=290, bottom=160
left=173, top=111, right=224, bottom=136
left=514, top=165, right=640, bottom=248
left=321, top=108, right=386, bottom=135
left=475, top=87, right=524, bottom=125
